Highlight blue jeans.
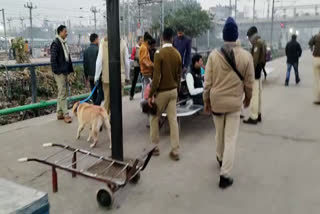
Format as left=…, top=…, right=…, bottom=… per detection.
left=286, top=63, right=300, bottom=84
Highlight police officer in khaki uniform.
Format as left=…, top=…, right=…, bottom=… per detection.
left=244, top=26, right=266, bottom=125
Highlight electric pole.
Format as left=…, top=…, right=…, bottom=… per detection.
left=229, top=0, right=232, bottom=16
left=0, top=9, right=8, bottom=56
left=19, top=17, right=25, bottom=33
left=7, top=17, right=13, bottom=34
left=90, top=6, right=98, bottom=32
left=253, top=0, right=256, bottom=23
left=270, top=0, right=275, bottom=49
left=267, top=0, right=271, bottom=19
left=24, top=1, right=37, bottom=50
left=161, top=0, right=164, bottom=34
left=235, top=0, right=238, bottom=20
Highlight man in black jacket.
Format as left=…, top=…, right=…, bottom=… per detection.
left=285, top=34, right=302, bottom=86
left=50, top=25, right=74, bottom=123
left=83, top=33, right=103, bottom=105
left=186, top=54, right=204, bottom=105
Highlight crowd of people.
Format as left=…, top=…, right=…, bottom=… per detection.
left=49, top=17, right=320, bottom=189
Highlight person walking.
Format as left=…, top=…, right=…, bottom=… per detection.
left=130, top=36, right=143, bottom=100
left=285, top=34, right=302, bottom=86
left=243, top=26, right=266, bottom=125
left=95, top=37, right=129, bottom=114
left=83, top=33, right=104, bottom=105
left=50, top=25, right=74, bottom=123
left=309, top=31, right=320, bottom=104
left=148, top=28, right=182, bottom=161
left=203, top=17, right=254, bottom=189
left=173, top=26, right=192, bottom=76
left=139, top=32, right=154, bottom=96
left=186, top=54, right=204, bottom=105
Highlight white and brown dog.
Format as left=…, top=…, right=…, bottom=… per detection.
left=72, top=102, right=111, bottom=149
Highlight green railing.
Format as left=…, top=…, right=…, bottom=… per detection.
left=0, top=62, right=142, bottom=116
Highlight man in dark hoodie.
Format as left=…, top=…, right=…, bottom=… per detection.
left=83, top=33, right=103, bottom=105
left=285, top=34, right=302, bottom=86
left=173, top=26, right=192, bottom=75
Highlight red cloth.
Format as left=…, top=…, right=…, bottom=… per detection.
left=144, top=84, right=151, bottom=100
left=131, top=46, right=136, bottom=60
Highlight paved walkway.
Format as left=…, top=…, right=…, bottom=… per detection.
left=1, top=51, right=320, bottom=213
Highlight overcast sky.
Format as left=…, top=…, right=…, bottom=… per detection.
left=1, top=0, right=320, bottom=28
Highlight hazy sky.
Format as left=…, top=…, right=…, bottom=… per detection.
left=1, top=0, right=320, bottom=27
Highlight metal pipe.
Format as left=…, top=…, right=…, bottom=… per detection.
left=30, top=66, right=37, bottom=103
left=270, top=0, right=275, bottom=49
left=107, top=0, right=123, bottom=161
left=0, top=94, right=89, bottom=116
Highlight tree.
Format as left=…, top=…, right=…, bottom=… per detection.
left=152, top=0, right=211, bottom=39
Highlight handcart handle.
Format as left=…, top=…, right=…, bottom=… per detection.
left=18, top=157, right=29, bottom=162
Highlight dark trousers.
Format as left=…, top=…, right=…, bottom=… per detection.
left=130, top=66, right=141, bottom=98
left=89, top=79, right=104, bottom=105
left=286, top=62, right=300, bottom=84
left=192, top=93, right=204, bottom=105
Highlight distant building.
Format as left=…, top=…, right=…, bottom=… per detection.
left=209, top=5, right=231, bottom=21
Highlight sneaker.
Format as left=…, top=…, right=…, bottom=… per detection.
left=169, top=151, right=180, bottom=161
left=219, top=176, right=234, bottom=189
left=57, top=114, right=64, bottom=120
left=243, top=118, right=258, bottom=125
left=313, top=101, right=320, bottom=105
left=285, top=82, right=289, bottom=87
left=130, top=96, right=133, bottom=101
left=64, top=115, right=72, bottom=124
left=216, top=156, right=222, bottom=168
left=257, top=114, right=262, bottom=123
left=296, top=79, right=301, bottom=84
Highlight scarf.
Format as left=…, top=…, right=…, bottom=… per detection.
left=56, top=35, right=70, bottom=62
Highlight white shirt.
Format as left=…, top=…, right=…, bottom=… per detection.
left=124, top=44, right=130, bottom=81
left=186, top=72, right=203, bottom=96
left=94, top=41, right=103, bottom=83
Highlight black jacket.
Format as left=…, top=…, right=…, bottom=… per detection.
left=83, top=44, right=99, bottom=79
left=286, top=40, right=302, bottom=64
left=50, top=38, right=74, bottom=75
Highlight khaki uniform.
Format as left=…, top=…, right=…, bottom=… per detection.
left=249, top=37, right=266, bottom=120
left=98, top=38, right=126, bottom=113
left=149, top=44, right=182, bottom=154
left=203, top=42, right=254, bottom=177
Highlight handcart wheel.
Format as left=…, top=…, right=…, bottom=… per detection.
left=130, top=172, right=141, bottom=184
left=96, top=188, right=113, bottom=208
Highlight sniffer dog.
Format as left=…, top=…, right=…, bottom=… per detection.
left=72, top=102, right=111, bottom=149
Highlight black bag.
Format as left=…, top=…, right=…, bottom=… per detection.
left=141, top=100, right=158, bottom=115
left=220, top=47, right=243, bottom=81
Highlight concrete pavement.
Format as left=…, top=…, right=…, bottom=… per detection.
left=1, top=51, right=320, bottom=214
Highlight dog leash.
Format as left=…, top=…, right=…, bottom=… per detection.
left=79, top=82, right=99, bottom=104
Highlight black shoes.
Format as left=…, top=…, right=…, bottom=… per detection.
left=129, top=96, right=133, bottom=101
left=243, top=117, right=258, bottom=124
left=244, top=114, right=262, bottom=124
left=257, top=114, right=262, bottom=122
left=285, top=82, right=289, bottom=86
left=216, top=156, right=222, bottom=168
left=219, top=176, right=233, bottom=189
